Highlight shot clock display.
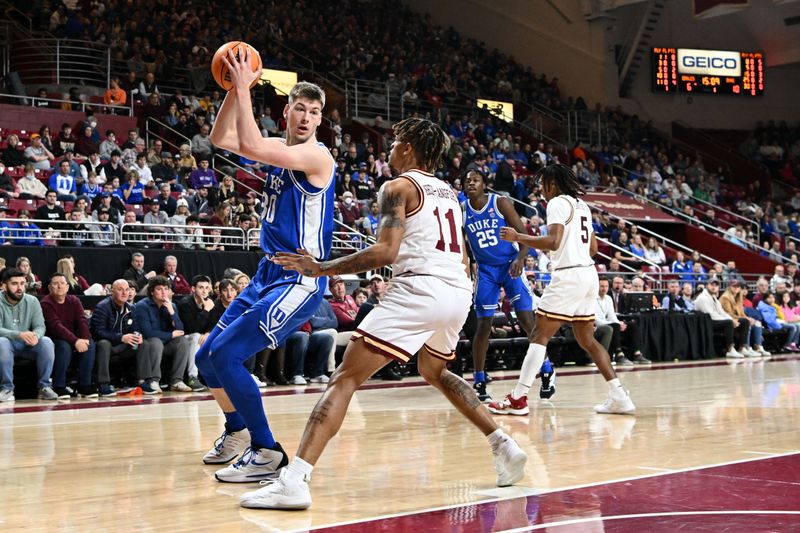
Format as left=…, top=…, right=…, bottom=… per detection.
left=652, top=47, right=764, bottom=96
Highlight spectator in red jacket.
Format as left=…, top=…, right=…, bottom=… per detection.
left=328, top=276, right=358, bottom=332
left=161, top=255, right=191, bottom=295
left=41, top=273, right=97, bottom=398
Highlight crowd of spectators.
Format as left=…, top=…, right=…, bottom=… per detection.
left=0, top=251, right=401, bottom=401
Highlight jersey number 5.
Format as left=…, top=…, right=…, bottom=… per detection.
left=580, top=215, right=589, bottom=243
left=434, top=207, right=461, bottom=253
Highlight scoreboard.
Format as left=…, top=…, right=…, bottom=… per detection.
left=652, top=47, right=764, bottom=96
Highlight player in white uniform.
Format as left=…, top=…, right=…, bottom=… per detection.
left=241, top=117, right=528, bottom=510
left=487, top=164, right=635, bottom=416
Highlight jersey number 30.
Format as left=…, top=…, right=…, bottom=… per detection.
left=434, top=207, right=461, bottom=253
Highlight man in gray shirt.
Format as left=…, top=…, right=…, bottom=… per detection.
left=0, top=268, right=58, bottom=401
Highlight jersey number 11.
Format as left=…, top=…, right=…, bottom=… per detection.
left=433, top=207, right=461, bottom=253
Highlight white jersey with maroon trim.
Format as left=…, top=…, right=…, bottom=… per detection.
left=389, top=169, right=472, bottom=291
left=546, top=194, right=595, bottom=271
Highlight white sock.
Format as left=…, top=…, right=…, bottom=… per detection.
left=284, top=456, right=314, bottom=483
left=487, top=428, right=507, bottom=449
left=512, top=343, right=546, bottom=399
left=607, top=378, right=625, bottom=398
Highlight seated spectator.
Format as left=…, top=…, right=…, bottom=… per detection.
left=285, top=319, right=332, bottom=385
left=176, top=144, right=197, bottom=172
left=721, top=282, right=768, bottom=356
left=189, top=158, right=218, bottom=190
left=103, top=77, right=127, bottom=108
left=2, top=134, right=27, bottom=168
left=662, top=280, right=691, bottom=312
left=368, top=274, right=387, bottom=304
left=643, top=237, right=667, bottom=266
left=694, top=280, right=747, bottom=358
left=75, top=125, right=99, bottom=158
left=0, top=268, right=58, bottom=401
left=690, top=262, right=708, bottom=287
left=93, top=208, right=117, bottom=247
left=596, top=277, right=650, bottom=365
left=161, top=255, right=191, bottom=295
left=53, top=123, right=76, bottom=157
left=770, top=264, right=793, bottom=291
left=191, top=124, right=214, bottom=161
left=0, top=162, right=15, bottom=198
left=609, top=219, right=627, bottom=245
left=143, top=198, right=171, bottom=241
left=16, top=257, right=42, bottom=294
left=120, top=210, right=147, bottom=248
left=681, top=283, right=697, bottom=311
left=120, top=171, right=145, bottom=204
left=133, top=276, right=192, bottom=392
left=41, top=273, right=97, bottom=398
left=671, top=251, right=692, bottom=282
left=91, top=192, right=122, bottom=224
left=233, top=273, right=250, bottom=293
left=54, top=258, right=85, bottom=295
left=48, top=160, right=77, bottom=201
left=0, top=207, right=11, bottom=246
left=339, top=191, right=361, bottom=227
left=131, top=153, right=154, bottom=188
left=751, top=277, right=770, bottom=307
left=10, top=210, right=44, bottom=246
left=362, top=201, right=380, bottom=237
left=156, top=183, right=177, bottom=217
left=64, top=209, right=95, bottom=247
left=187, top=185, right=212, bottom=217
left=175, top=275, right=214, bottom=392
left=123, top=252, right=156, bottom=293
left=99, top=131, right=119, bottom=160
left=329, top=276, right=358, bottom=332
left=628, top=234, right=646, bottom=260
left=100, top=150, right=126, bottom=184
left=758, top=291, right=800, bottom=352
left=91, top=279, right=145, bottom=395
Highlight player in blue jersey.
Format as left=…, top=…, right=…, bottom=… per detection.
left=194, top=50, right=336, bottom=483
left=463, top=169, right=554, bottom=409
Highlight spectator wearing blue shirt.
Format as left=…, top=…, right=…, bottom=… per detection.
left=189, top=159, right=218, bottom=190
left=757, top=292, right=800, bottom=351
left=132, top=276, right=192, bottom=392
left=120, top=171, right=145, bottom=204
left=671, top=251, right=693, bottom=282
left=10, top=210, right=44, bottom=246
left=662, top=280, right=691, bottom=312
left=362, top=201, right=380, bottom=237
left=0, top=207, right=12, bottom=245
left=628, top=234, right=646, bottom=259
left=48, top=160, right=77, bottom=201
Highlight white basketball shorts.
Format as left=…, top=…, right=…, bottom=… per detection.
left=536, top=265, right=598, bottom=322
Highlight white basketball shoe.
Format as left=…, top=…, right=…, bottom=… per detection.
left=203, top=427, right=250, bottom=465
left=215, top=444, right=288, bottom=483
left=240, top=467, right=312, bottom=509
left=492, top=435, right=528, bottom=487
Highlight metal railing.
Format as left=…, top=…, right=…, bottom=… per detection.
left=10, top=38, right=111, bottom=87
left=0, top=91, right=132, bottom=115
left=120, top=222, right=247, bottom=249
left=1, top=217, right=119, bottom=246
left=145, top=117, right=192, bottom=158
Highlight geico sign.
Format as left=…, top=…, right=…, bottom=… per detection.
left=677, top=48, right=741, bottom=77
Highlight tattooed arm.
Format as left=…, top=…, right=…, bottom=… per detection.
left=273, top=178, right=415, bottom=277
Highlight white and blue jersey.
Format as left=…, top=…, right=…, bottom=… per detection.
left=464, top=194, right=534, bottom=318
left=215, top=142, right=336, bottom=349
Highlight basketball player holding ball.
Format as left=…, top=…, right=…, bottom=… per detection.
left=194, top=44, right=336, bottom=484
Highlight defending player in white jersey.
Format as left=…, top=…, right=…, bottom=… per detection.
left=487, top=164, right=635, bottom=416
left=241, top=117, right=528, bottom=510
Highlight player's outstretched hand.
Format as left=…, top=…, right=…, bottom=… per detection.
left=499, top=226, right=518, bottom=242
left=274, top=249, right=322, bottom=277
left=221, top=48, right=261, bottom=91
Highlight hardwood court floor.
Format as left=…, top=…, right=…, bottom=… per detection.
left=1, top=357, right=799, bottom=532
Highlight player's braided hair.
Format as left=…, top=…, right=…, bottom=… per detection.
left=536, top=163, right=585, bottom=199
left=392, top=118, right=450, bottom=172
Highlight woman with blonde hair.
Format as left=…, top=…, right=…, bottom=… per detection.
left=234, top=273, right=250, bottom=293
left=16, top=256, right=43, bottom=294
left=644, top=237, right=667, bottom=266
left=56, top=257, right=87, bottom=295
left=720, top=282, right=767, bottom=356
left=218, top=174, right=237, bottom=203
left=177, top=144, right=196, bottom=171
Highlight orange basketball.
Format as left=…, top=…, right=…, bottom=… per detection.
left=211, top=41, right=262, bottom=91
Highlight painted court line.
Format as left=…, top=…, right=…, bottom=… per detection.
left=3, top=354, right=798, bottom=415
left=287, top=451, right=800, bottom=533
left=501, top=511, right=800, bottom=532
